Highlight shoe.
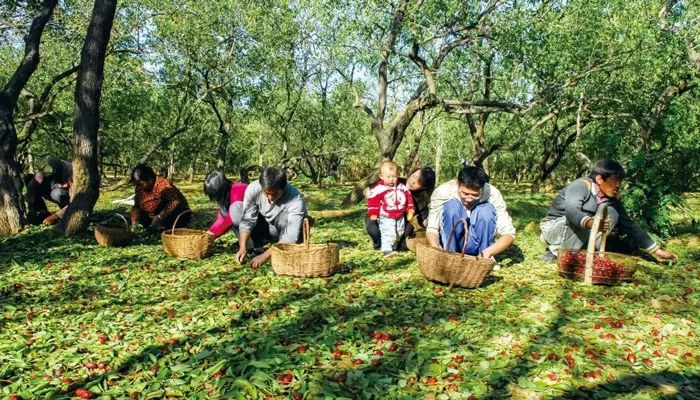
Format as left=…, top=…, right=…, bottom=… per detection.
left=372, top=243, right=381, bottom=250
left=540, top=251, right=557, bottom=263
left=383, top=251, right=398, bottom=258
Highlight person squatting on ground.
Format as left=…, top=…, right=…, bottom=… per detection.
left=426, top=165, right=516, bottom=261
left=367, top=161, right=415, bottom=258
left=25, top=157, right=72, bottom=225
left=365, top=166, right=436, bottom=251
left=539, top=159, right=677, bottom=262
left=130, top=164, right=191, bottom=232
left=234, top=167, right=310, bottom=268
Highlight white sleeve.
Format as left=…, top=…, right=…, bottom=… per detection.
left=488, top=185, right=516, bottom=237
left=426, top=181, right=454, bottom=235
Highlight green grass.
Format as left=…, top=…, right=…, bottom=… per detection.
left=1, top=181, right=699, bottom=400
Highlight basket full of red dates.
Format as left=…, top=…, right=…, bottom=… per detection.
left=557, top=249, right=638, bottom=285
left=556, top=204, right=639, bottom=285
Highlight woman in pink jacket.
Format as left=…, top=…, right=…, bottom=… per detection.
left=204, top=171, right=248, bottom=238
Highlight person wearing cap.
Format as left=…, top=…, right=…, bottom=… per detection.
left=25, top=157, right=73, bottom=225
left=539, top=159, right=677, bottom=262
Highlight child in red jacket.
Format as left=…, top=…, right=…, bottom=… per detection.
left=367, top=161, right=415, bottom=257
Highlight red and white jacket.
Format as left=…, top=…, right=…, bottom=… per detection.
left=367, top=180, right=415, bottom=220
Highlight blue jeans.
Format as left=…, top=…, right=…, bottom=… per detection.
left=440, top=199, right=496, bottom=256
left=379, top=216, right=405, bottom=253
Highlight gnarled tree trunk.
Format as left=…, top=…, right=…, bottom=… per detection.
left=62, top=0, right=117, bottom=236
left=0, top=0, right=59, bottom=237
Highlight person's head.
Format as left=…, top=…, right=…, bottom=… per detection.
left=40, top=157, right=64, bottom=182
left=589, top=159, right=625, bottom=198
left=204, top=170, right=232, bottom=212
left=379, top=161, right=399, bottom=187
left=406, top=166, right=436, bottom=192
left=130, top=164, right=157, bottom=191
left=456, top=165, right=489, bottom=208
left=259, top=167, right=287, bottom=204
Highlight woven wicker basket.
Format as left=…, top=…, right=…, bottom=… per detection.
left=406, top=230, right=428, bottom=253
left=270, top=218, right=339, bottom=277
left=557, top=204, right=638, bottom=285
left=95, top=213, right=134, bottom=247
left=415, top=218, right=495, bottom=288
left=161, top=211, right=214, bottom=260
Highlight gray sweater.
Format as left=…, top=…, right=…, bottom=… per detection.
left=239, top=181, right=307, bottom=244
left=543, top=178, right=656, bottom=251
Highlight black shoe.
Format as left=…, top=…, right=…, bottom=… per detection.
left=540, top=251, right=557, bottom=263
left=372, top=243, right=381, bottom=250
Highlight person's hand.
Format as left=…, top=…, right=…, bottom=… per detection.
left=149, top=215, right=162, bottom=229
left=42, top=213, right=60, bottom=225
left=250, top=254, right=267, bottom=269
left=129, top=224, right=136, bottom=233
left=369, top=215, right=378, bottom=221
left=235, top=247, right=248, bottom=264
left=406, top=211, right=415, bottom=221
left=480, top=248, right=494, bottom=260
left=586, top=217, right=612, bottom=232
left=652, top=248, right=677, bottom=263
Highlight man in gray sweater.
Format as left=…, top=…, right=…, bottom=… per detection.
left=233, top=167, right=308, bottom=268
left=540, top=159, right=677, bottom=262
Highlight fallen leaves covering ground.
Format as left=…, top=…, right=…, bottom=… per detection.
left=1, top=183, right=698, bottom=399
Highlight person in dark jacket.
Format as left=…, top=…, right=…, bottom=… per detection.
left=364, top=166, right=436, bottom=250
left=26, top=157, right=72, bottom=225
left=540, top=159, right=677, bottom=262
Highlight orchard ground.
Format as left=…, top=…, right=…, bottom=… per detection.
left=1, top=180, right=699, bottom=400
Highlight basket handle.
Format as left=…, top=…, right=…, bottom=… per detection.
left=171, top=210, right=192, bottom=235
left=105, top=213, right=129, bottom=230
left=584, top=204, right=609, bottom=285
left=303, top=217, right=311, bottom=249
left=445, top=218, right=470, bottom=258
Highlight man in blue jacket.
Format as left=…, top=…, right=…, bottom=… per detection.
left=540, top=159, right=677, bottom=262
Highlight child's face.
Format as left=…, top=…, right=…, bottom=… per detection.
left=380, top=166, right=398, bottom=187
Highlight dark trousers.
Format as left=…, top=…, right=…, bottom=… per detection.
left=365, top=216, right=415, bottom=250
left=26, top=178, right=69, bottom=224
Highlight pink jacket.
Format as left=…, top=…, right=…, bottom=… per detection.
left=208, top=182, right=248, bottom=238
left=367, top=180, right=414, bottom=220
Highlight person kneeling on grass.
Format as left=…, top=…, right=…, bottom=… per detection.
left=130, top=164, right=190, bottom=233
left=539, top=159, right=677, bottom=263
left=233, top=167, right=309, bottom=268
left=367, top=161, right=415, bottom=258
left=426, top=165, right=516, bottom=262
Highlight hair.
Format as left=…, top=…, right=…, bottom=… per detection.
left=589, top=159, right=626, bottom=181
left=259, top=167, right=287, bottom=191
left=40, top=156, right=64, bottom=179
left=457, top=165, right=489, bottom=190
left=407, top=166, right=436, bottom=193
left=204, top=170, right=232, bottom=217
left=130, top=164, right=156, bottom=183
left=380, top=160, right=398, bottom=174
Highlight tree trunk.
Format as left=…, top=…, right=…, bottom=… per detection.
left=434, top=128, right=444, bottom=184
left=0, top=0, right=59, bottom=236
left=217, top=122, right=231, bottom=171
left=62, top=0, right=117, bottom=236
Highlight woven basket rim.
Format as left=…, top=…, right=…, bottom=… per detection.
left=415, top=242, right=496, bottom=265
